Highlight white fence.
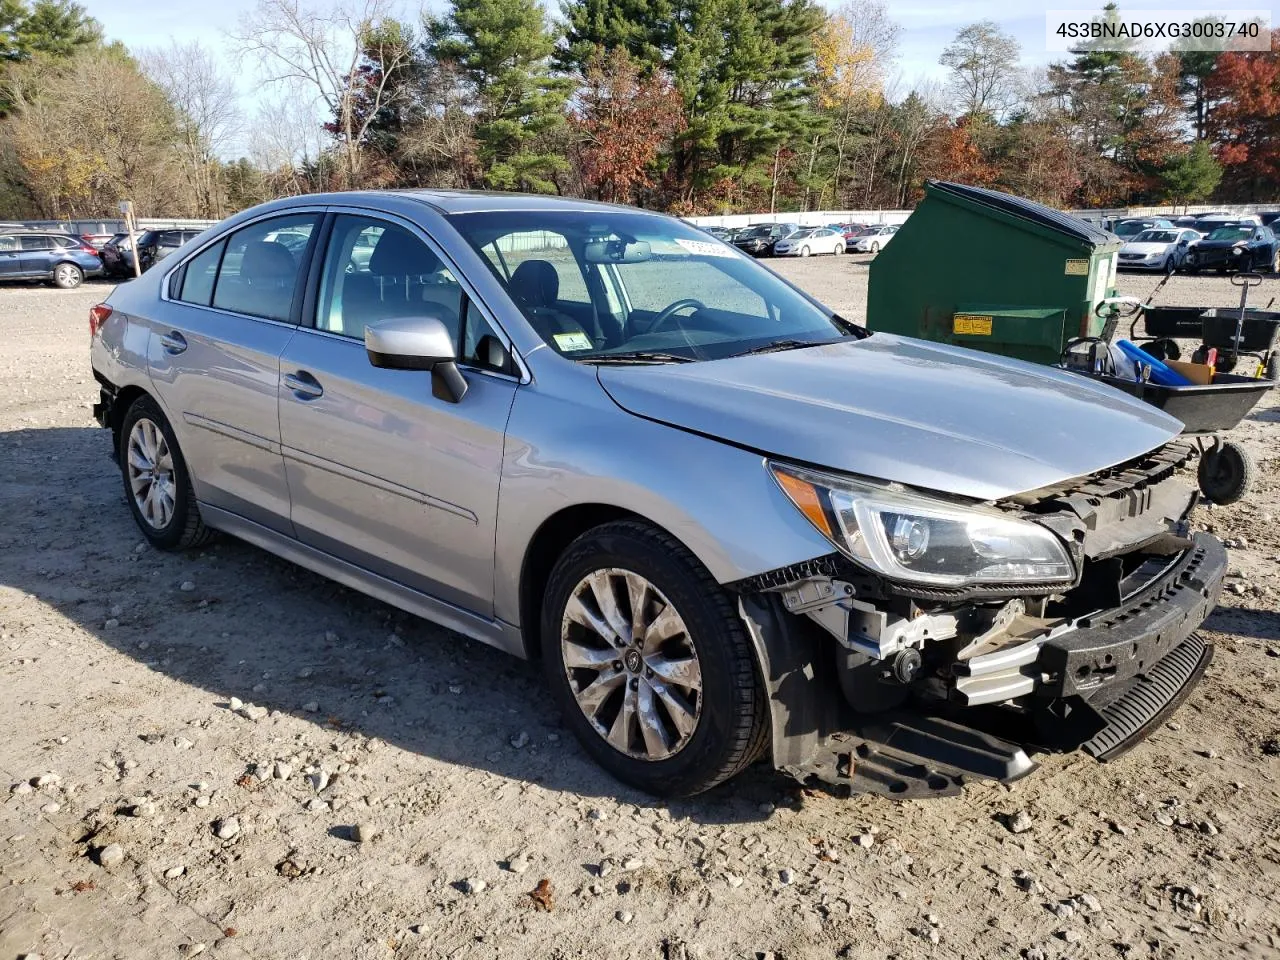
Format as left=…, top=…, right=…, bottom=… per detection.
left=1, top=218, right=218, bottom=236
left=685, top=202, right=1278, bottom=230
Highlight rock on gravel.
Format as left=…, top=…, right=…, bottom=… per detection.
left=213, top=817, right=240, bottom=840
left=1004, top=810, right=1034, bottom=834
left=96, top=843, right=125, bottom=869
left=460, top=878, right=487, bottom=894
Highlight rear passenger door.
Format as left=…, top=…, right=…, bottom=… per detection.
left=147, top=212, right=321, bottom=534
left=17, top=235, right=55, bottom=277
left=277, top=211, right=519, bottom=615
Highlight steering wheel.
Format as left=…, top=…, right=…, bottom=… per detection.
left=648, top=298, right=707, bottom=333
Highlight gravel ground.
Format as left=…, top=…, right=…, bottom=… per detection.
left=2, top=263, right=1279, bottom=960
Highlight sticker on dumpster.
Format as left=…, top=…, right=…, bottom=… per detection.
left=953, top=314, right=993, bottom=336
left=1064, top=259, right=1089, bottom=275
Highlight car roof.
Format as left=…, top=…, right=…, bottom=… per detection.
left=317, top=188, right=651, bottom=216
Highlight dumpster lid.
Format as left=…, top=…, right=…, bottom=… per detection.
left=927, top=181, right=1119, bottom=247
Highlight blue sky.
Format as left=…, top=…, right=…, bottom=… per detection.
left=87, top=0, right=1277, bottom=122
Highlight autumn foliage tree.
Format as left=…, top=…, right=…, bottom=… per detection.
left=570, top=48, right=683, bottom=203
left=1205, top=30, right=1280, bottom=201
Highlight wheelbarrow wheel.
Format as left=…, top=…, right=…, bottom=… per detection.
left=1216, top=352, right=1239, bottom=374
left=1265, top=353, right=1279, bottom=384
left=1198, top=441, right=1253, bottom=506
left=1146, top=338, right=1181, bottom=362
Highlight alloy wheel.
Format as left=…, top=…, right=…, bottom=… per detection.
left=560, top=568, right=702, bottom=761
left=54, top=263, right=82, bottom=288
left=127, top=418, right=176, bottom=529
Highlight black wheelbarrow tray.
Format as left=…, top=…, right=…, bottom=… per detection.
left=1081, top=370, right=1273, bottom=505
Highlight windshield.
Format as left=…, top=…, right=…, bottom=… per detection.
left=788, top=229, right=816, bottom=239
left=739, top=225, right=773, bottom=238
left=448, top=210, right=856, bottom=362
left=1133, top=231, right=1178, bottom=243
left=1207, top=226, right=1252, bottom=241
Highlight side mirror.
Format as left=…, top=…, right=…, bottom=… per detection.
left=365, top=315, right=468, bottom=403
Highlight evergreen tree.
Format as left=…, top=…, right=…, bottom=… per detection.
left=557, top=0, right=672, bottom=74
left=1158, top=140, right=1221, bottom=205
left=427, top=0, right=570, bottom=192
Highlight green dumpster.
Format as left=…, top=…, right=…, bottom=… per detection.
left=867, top=181, right=1124, bottom=366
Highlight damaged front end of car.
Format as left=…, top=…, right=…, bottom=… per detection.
left=732, top=439, right=1226, bottom=798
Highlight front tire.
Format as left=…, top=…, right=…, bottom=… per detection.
left=834, top=243, right=844, bottom=255
left=869, top=242, right=880, bottom=254
left=53, top=263, right=83, bottom=289
left=119, top=395, right=214, bottom=550
left=800, top=246, right=810, bottom=257
left=541, top=520, right=768, bottom=797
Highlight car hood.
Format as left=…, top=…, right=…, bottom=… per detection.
left=1121, top=242, right=1171, bottom=255
left=596, top=334, right=1183, bottom=501
left=1194, top=238, right=1251, bottom=251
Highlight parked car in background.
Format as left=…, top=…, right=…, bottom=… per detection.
left=1183, top=224, right=1280, bottom=274
left=772, top=227, right=845, bottom=257
left=1193, top=214, right=1260, bottom=236
left=838, top=223, right=870, bottom=241
left=1117, top=228, right=1200, bottom=272
left=89, top=190, right=1226, bottom=799
left=732, top=222, right=799, bottom=257
left=101, top=229, right=203, bottom=277
left=0, top=231, right=102, bottom=288
left=1112, top=217, right=1175, bottom=239
left=848, top=224, right=898, bottom=253
left=698, top=225, right=734, bottom=241
left=1260, top=211, right=1280, bottom=228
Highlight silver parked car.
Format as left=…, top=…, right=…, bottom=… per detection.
left=89, top=191, right=1226, bottom=798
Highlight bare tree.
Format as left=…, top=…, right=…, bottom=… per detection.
left=141, top=41, right=240, bottom=217
left=231, top=0, right=414, bottom=188
left=939, top=20, right=1022, bottom=120
left=247, top=82, right=329, bottom=194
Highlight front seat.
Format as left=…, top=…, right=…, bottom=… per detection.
left=508, top=260, right=579, bottom=341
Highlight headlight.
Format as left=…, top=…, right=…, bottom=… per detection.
left=770, top=463, right=1074, bottom=587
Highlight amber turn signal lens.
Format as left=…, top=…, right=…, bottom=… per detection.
left=771, top=468, right=834, bottom=539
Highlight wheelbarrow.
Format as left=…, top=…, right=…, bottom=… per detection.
left=1133, top=273, right=1280, bottom=380
left=1061, top=297, right=1275, bottom=505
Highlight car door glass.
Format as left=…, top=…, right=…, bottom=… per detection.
left=179, top=239, right=227, bottom=306
left=212, top=214, right=316, bottom=322
left=0, top=236, right=17, bottom=251
left=317, top=214, right=463, bottom=343
left=20, top=236, right=54, bottom=251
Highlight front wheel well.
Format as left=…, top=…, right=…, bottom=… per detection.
left=517, top=504, right=647, bottom=658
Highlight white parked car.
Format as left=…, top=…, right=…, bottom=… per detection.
left=848, top=225, right=898, bottom=254
left=1117, top=228, right=1200, bottom=272
left=772, top=227, right=845, bottom=257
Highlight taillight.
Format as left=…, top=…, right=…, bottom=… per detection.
left=89, top=303, right=112, bottom=338
left=80, top=244, right=99, bottom=255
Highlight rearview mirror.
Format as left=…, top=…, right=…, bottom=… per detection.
left=583, top=238, right=652, bottom=264
left=365, top=315, right=468, bottom=403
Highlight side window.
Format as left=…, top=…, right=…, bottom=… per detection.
left=316, top=214, right=463, bottom=343
left=178, top=240, right=226, bottom=306
left=212, top=214, right=316, bottom=322
left=459, top=301, right=511, bottom=374
left=0, top=236, right=17, bottom=251
left=21, top=236, right=54, bottom=251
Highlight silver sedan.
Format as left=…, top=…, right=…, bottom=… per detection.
left=89, top=191, right=1225, bottom=798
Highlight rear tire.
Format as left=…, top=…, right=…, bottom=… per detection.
left=869, top=242, right=880, bottom=254
left=800, top=246, right=810, bottom=257
left=119, top=395, right=215, bottom=551
left=833, top=243, right=844, bottom=256
left=540, top=520, right=768, bottom=797
left=53, top=263, right=83, bottom=289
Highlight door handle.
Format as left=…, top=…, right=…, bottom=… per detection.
left=284, top=371, right=324, bottom=400
left=159, top=331, right=187, bottom=354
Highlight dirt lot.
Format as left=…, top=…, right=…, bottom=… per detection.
left=2, top=261, right=1279, bottom=960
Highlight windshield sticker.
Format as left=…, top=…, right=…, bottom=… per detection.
left=675, top=238, right=736, bottom=258
left=553, top=331, right=593, bottom=352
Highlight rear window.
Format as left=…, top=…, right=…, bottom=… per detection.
left=178, top=240, right=226, bottom=306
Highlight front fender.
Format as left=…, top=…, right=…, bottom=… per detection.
left=492, top=370, right=835, bottom=628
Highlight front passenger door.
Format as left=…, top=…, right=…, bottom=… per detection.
left=277, top=212, right=519, bottom=615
